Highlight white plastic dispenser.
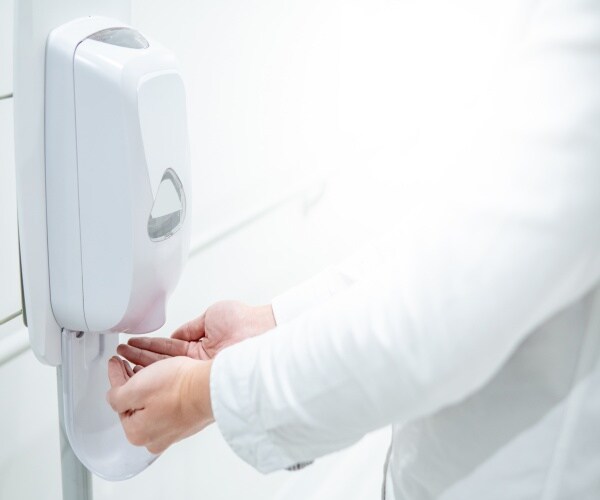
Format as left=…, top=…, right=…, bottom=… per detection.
left=30, top=16, right=191, bottom=479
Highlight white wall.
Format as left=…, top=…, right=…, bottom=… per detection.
left=132, top=0, right=342, bottom=242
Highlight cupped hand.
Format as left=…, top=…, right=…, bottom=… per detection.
left=117, top=301, right=275, bottom=371
left=106, top=355, right=213, bottom=454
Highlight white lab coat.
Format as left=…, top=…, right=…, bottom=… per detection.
left=210, top=0, right=600, bottom=498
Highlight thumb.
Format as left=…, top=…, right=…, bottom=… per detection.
left=108, top=356, right=129, bottom=388
left=171, top=314, right=206, bottom=341
left=107, top=357, right=136, bottom=413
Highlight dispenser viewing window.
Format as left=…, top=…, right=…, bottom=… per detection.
left=148, top=168, right=187, bottom=241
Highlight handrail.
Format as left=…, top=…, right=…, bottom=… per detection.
left=0, top=309, right=22, bottom=326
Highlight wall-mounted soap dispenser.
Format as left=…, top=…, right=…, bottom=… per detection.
left=16, top=15, right=191, bottom=480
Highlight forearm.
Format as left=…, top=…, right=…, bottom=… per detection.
left=212, top=192, right=600, bottom=471
left=250, top=304, right=277, bottom=331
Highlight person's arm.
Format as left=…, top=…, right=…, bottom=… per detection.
left=271, top=238, right=399, bottom=324
left=210, top=8, right=600, bottom=471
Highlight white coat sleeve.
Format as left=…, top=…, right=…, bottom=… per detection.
left=271, top=238, right=399, bottom=325
left=210, top=1, right=600, bottom=472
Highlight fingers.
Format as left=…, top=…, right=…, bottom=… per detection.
left=127, top=337, right=190, bottom=357
left=194, top=341, right=212, bottom=361
left=107, top=382, right=142, bottom=414
left=107, top=358, right=139, bottom=414
left=119, top=410, right=149, bottom=447
left=118, top=334, right=211, bottom=368
left=171, top=314, right=206, bottom=342
left=146, top=439, right=168, bottom=455
left=108, top=357, right=128, bottom=388
left=123, top=359, right=134, bottom=378
left=118, top=408, right=171, bottom=453
left=117, top=343, right=171, bottom=367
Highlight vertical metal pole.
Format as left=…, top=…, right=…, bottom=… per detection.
left=57, top=366, right=93, bottom=500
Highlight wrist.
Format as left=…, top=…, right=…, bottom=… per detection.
left=252, top=304, right=276, bottom=333
left=185, top=359, right=214, bottom=427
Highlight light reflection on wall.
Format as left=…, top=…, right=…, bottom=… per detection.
left=133, top=0, right=521, bottom=249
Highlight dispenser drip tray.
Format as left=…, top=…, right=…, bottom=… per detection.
left=61, top=330, right=158, bottom=480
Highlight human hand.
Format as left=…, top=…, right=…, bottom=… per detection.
left=106, top=355, right=213, bottom=454
left=117, top=301, right=275, bottom=371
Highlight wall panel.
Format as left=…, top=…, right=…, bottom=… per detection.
left=0, top=98, right=21, bottom=323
